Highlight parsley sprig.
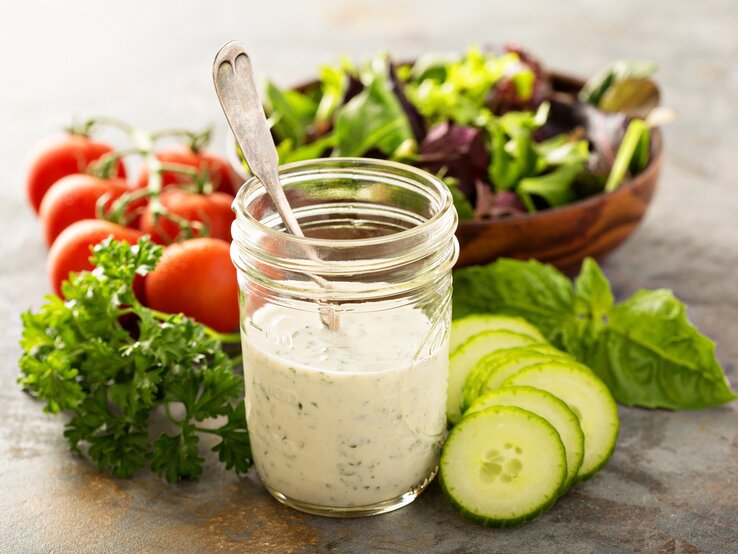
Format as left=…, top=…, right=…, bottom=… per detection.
left=19, top=237, right=252, bottom=482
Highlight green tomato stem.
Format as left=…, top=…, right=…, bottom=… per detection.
left=149, top=127, right=212, bottom=153
left=148, top=308, right=241, bottom=344
left=88, top=148, right=148, bottom=179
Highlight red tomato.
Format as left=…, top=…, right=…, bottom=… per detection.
left=144, top=238, right=239, bottom=332
left=25, top=134, right=126, bottom=213
left=48, top=219, right=143, bottom=297
left=135, top=146, right=238, bottom=195
left=139, top=188, right=234, bottom=244
left=39, top=174, right=143, bottom=246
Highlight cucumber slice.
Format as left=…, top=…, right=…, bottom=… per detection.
left=462, top=346, right=570, bottom=411
left=467, top=386, right=585, bottom=491
left=439, top=406, right=567, bottom=527
left=450, top=314, right=546, bottom=354
left=447, top=330, right=540, bottom=425
left=503, top=361, right=619, bottom=480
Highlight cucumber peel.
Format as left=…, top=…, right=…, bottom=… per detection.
left=447, top=330, right=541, bottom=424
left=439, top=406, right=567, bottom=527
left=504, top=361, right=620, bottom=480
left=462, top=346, right=571, bottom=412
left=450, top=314, right=546, bottom=355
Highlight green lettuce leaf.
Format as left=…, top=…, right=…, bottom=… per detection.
left=604, top=119, right=650, bottom=192
left=315, top=63, right=348, bottom=125
left=452, top=257, right=737, bottom=409
left=485, top=101, right=588, bottom=210
left=516, top=163, right=583, bottom=212
left=579, top=60, right=658, bottom=107
left=404, top=47, right=535, bottom=125
left=446, top=179, right=475, bottom=220
left=264, top=81, right=317, bottom=146
left=334, top=57, right=414, bottom=157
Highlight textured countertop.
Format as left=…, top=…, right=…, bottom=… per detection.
left=1, top=1, right=736, bottom=552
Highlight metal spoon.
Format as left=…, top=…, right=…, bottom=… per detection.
left=212, top=41, right=338, bottom=330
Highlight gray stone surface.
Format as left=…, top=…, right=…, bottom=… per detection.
left=1, top=1, right=736, bottom=552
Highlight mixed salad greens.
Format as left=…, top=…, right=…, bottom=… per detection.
left=247, top=44, right=658, bottom=219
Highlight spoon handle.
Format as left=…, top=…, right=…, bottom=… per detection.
left=212, top=41, right=304, bottom=237
left=212, top=41, right=339, bottom=330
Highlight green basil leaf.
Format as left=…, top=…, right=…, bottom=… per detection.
left=573, top=257, right=614, bottom=321
left=599, top=290, right=737, bottom=409
left=452, top=257, right=737, bottom=409
left=452, top=258, right=575, bottom=339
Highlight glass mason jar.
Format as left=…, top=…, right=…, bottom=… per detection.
left=231, top=158, right=459, bottom=517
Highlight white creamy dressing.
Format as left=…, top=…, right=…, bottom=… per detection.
left=242, top=302, right=448, bottom=508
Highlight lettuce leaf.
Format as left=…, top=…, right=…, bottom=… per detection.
left=264, top=82, right=317, bottom=146
left=452, top=257, right=737, bottom=409
left=333, top=57, right=414, bottom=157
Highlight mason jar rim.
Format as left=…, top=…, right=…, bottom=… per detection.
left=232, top=157, right=454, bottom=250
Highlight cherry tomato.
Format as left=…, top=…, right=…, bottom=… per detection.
left=39, top=174, right=146, bottom=246
left=135, top=146, right=238, bottom=195
left=48, top=220, right=143, bottom=297
left=25, top=134, right=126, bottom=213
left=144, top=238, right=239, bottom=332
left=139, top=188, right=234, bottom=244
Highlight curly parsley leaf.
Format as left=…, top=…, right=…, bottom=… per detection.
left=18, top=236, right=252, bottom=481
left=211, top=403, right=253, bottom=475
left=151, top=428, right=204, bottom=483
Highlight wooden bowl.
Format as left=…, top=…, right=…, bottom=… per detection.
left=226, top=72, right=663, bottom=274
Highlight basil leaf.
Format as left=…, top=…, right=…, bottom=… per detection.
left=452, top=258, right=574, bottom=339
left=559, top=258, right=613, bottom=368
left=600, top=290, right=737, bottom=409
left=573, top=257, right=613, bottom=321
left=452, top=257, right=737, bottom=409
